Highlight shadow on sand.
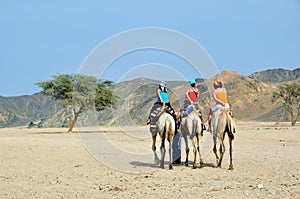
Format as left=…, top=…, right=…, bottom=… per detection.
left=30, top=131, right=66, bottom=135
left=130, top=161, right=159, bottom=168
left=75, top=130, right=124, bottom=134
left=32, top=130, right=125, bottom=135
left=130, top=160, right=216, bottom=169
left=201, top=162, right=216, bottom=168
left=180, top=161, right=216, bottom=168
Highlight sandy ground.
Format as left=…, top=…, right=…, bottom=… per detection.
left=0, top=122, right=299, bottom=198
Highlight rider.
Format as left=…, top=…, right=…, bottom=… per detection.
left=146, top=81, right=176, bottom=125
left=177, top=79, right=205, bottom=128
left=207, top=80, right=230, bottom=131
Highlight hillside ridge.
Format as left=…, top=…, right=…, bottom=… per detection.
left=0, top=68, right=299, bottom=127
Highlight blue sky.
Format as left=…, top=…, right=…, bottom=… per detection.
left=0, top=0, right=300, bottom=96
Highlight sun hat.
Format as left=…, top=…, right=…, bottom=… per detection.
left=213, top=80, right=221, bottom=86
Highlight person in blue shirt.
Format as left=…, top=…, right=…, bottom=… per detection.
left=156, top=81, right=172, bottom=108
left=146, top=81, right=176, bottom=125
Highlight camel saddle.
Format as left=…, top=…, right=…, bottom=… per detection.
left=149, top=103, right=165, bottom=134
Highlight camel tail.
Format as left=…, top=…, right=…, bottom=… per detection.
left=195, top=118, right=199, bottom=136
left=227, top=130, right=234, bottom=140
left=218, top=109, right=234, bottom=140
left=165, top=118, right=170, bottom=141
left=192, top=118, right=198, bottom=139
left=226, top=118, right=235, bottom=140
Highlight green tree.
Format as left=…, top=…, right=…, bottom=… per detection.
left=36, top=74, right=119, bottom=132
left=272, top=82, right=300, bottom=126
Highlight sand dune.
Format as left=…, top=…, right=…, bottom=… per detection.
left=0, top=123, right=299, bottom=198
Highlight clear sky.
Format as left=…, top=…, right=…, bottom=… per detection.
left=1, top=0, right=300, bottom=96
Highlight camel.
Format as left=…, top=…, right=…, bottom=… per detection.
left=180, top=105, right=204, bottom=169
left=211, top=107, right=235, bottom=170
left=151, top=111, right=175, bottom=169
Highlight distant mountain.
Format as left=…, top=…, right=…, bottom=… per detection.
left=102, top=69, right=300, bottom=125
left=249, top=68, right=300, bottom=83
left=0, top=68, right=299, bottom=128
left=0, top=93, right=68, bottom=127
left=213, top=71, right=282, bottom=121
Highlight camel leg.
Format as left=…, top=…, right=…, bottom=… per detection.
left=217, top=140, right=225, bottom=168
left=160, top=139, right=166, bottom=169
left=192, top=139, right=197, bottom=169
left=183, top=134, right=189, bottom=166
left=228, top=136, right=234, bottom=170
left=152, top=135, right=160, bottom=165
left=168, top=132, right=173, bottom=170
left=197, top=135, right=204, bottom=168
left=213, top=136, right=219, bottom=166
left=198, top=146, right=204, bottom=168
left=192, top=135, right=202, bottom=169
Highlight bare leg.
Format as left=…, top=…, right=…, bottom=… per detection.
left=199, top=110, right=205, bottom=123
left=208, top=110, right=212, bottom=129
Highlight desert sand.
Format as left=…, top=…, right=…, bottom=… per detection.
left=0, top=122, right=299, bottom=198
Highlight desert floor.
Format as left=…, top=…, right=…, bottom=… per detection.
left=0, top=122, right=299, bottom=198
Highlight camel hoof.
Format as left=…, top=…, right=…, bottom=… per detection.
left=199, top=163, right=204, bottom=168
left=192, top=165, right=197, bottom=169
left=228, top=166, right=234, bottom=171
left=169, top=165, right=173, bottom=170
left=184, top=162, right=189, bottom=167
left=217, top=164, right=222, bottom=168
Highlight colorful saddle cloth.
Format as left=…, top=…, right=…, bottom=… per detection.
left=149, top=103, right=164, bottom=135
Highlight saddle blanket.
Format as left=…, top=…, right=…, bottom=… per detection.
left=149, top=103, right=163, bottom=134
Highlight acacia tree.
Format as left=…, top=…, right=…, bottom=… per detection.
left=272, top=82, right=300, bottom=126
left=36, top=74, right=118, bottom=132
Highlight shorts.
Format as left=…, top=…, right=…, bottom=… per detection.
left=212, top=103, right=230, bottom=112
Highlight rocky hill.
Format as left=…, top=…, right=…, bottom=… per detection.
left=249, top=68, right=300, bottom=83
left=0, top=93, right=72, bottom=128
left=0, top=68, right=299, bottom=128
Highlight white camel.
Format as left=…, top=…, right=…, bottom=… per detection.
left=211, top=107, right=235, bottom=170
left=151, top=111, right=175, bottom=169
left=181, top=105, right=204, bottom=169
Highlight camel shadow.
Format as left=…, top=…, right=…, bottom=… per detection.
left=130, top=161, right=160, bottom=168
left=130, top=160, right=215, bottom=169
left=32, top=130, right=120, bottom=135
left=31, top=131, right=65, bottom=134
left=202, top=162, right=216, bottom=168
left=182, top=161, right=216, bottom=168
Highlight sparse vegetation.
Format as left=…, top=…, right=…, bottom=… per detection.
left=272, top=82, right=300, bottom=126
left=36, top=74, right=119, bottom=132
